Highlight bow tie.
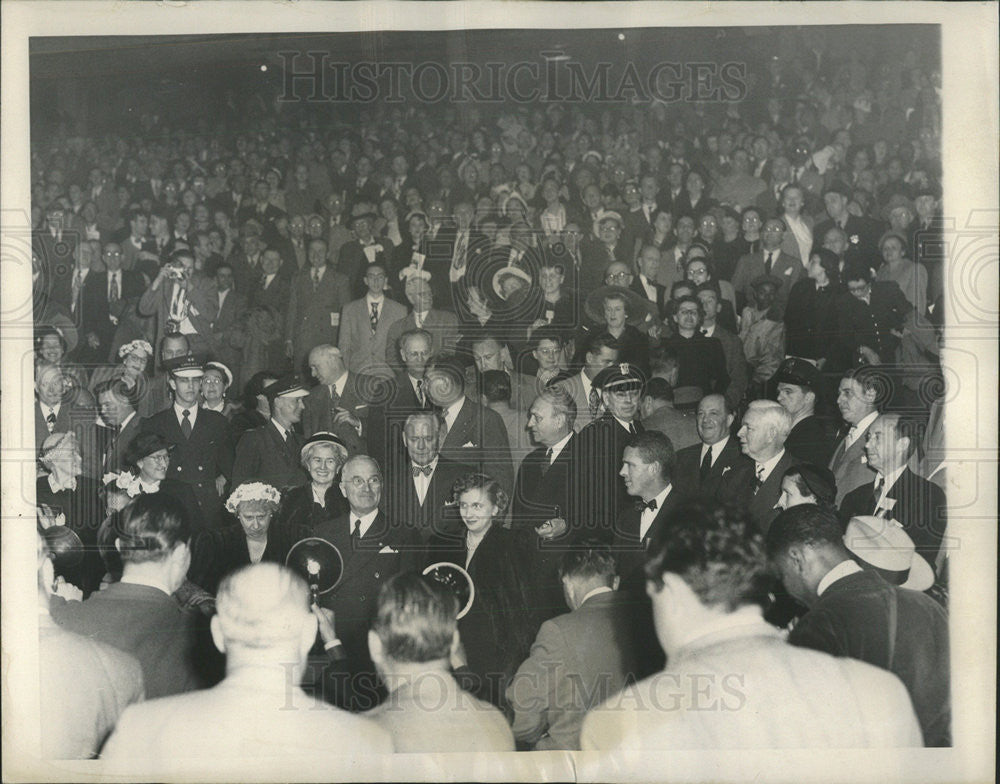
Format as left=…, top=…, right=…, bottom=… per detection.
left=411, top=464, right=433, bottom=477
left=635, top=498, right=658, bottom=513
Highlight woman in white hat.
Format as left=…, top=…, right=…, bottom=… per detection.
left=88, top=339, right=154, bottom=415
left=275, top=432, right=351, bottom=535
left=200, top=361, right=238, bottom=419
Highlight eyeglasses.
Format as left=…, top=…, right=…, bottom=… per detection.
left=605, top=272, right=631, bottom=282
left=345, top=476, right=382, bottom=488
left=535, top=347, right=561, bottom=356
left=145, top=453, right=170, bottom=464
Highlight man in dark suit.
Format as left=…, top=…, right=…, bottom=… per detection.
left=237, top=178, right=286, bottom=240
left=94, top=378, right=142, bottom=475
left=813, top=181, right=882, bottom=273
left=312, top=454, right=419, bottom=711
left=33, top=203, right=80, bottom=313
left=579, top=212, right=631, bottom=294
left=837, top=262, right=912, bottom=366
left=337, top=210, right=393, bottom=298
left=630, top=245, right=668, bottom=318
left=232, top=375, right=310, bottom=490
left=612, top=430, right=686, bottom=677
left=229, top=221, right=266, bottom=296
left=839, top=413, right=948, bottom=570
left=301, top=344, right=367, bottom=453
left=721, top=399, right=801, bottom=535
left=575, top=363, right=647, bottom=533
left=507, top=544, right=638, bottom=750
left=383, top=410, right=470, bottom=545
left=774, top=358, right=836, bottom=468
left=140, top=355, right=235, bottom=528
left=80, top=242, right=145, bottom=364
left=424, top=356, right=513, bottom=496
left=660, top=296, right=730, bottom=399
left=511, top=388, right=586, bottom=618
left=767, top=505, right=950, bottom=746
left=730, top=217, right=803, bottom=316
left=695, top=282, right=749, bottom=410
left=284, top=238, right=352, bottom=376
left=674, top=393, right=751, bottom=502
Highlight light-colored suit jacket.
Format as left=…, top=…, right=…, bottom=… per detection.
left=102, top=671, right=393, bottom=762
left=581, top=619, right=922, bottom=750
left=384, top=308, right=459, bottom=366
left=508, top=590, right=636, bottom=751
left=829, top=423, right=878, bottom=506
left=338, top=296, right=408, bottom=380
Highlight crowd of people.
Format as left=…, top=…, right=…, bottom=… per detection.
left=28, top=31, right=952, bottom=759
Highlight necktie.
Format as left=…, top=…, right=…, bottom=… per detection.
left=411, top=464, right=433, bottom=477
left=700, top=445, right=713, bottom=481
left=635, top=498, right=658, bottom=512
left=872, top=475, right=885, bottom=514
left=764, top=252, right=774, bottom=275
left=628, top=422, right=638, bottom=435
left=181, top=409, right=192, bottom=438
left=416, top=378, right=425, bottom=407
left=71, top=271, right=82, bottom=313
left=46, top=410, right=57, bottom=432
left=369, top=301, right=379, bottom=333
left=752, top=463, right=765, bottom=494
left=351, top=518, right=362, bottom=547
left=109, top=273, right=120, bottom=307
left=312, top=268, right=320, bottom=290
left=846, top=425, right=858, bottom=446
left=454, top=233, right=467, bottom=267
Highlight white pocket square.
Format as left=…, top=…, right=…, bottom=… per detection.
left=462, top=441, right=476, bottom=448
left=378, top=545, right=398, bottom=554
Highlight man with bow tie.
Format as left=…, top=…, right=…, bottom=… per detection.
left=383, top=410, right=470, bottom=545
left=611, top=430, right=685, bottom=677
left=839, top=413, right=947, bottom=574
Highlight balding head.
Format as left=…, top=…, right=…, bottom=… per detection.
left=211, top=563, right=317, bottom=668
left=308, top=344, right=346, bottom=385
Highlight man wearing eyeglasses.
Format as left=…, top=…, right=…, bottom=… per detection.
left=81, top=242, right=144, bottom=364
left=311, top=455, right=419, bottom=711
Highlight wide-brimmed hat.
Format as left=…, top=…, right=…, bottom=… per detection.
left=585, top=285, right=660, bottom=327
left=749, top=273, right=783, bottom=292
left=491, top=264, right=533, bottom=301
left=843, top=516, right=935, bottom=591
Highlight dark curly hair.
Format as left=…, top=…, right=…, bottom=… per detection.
left=450, top=472, right=509, bottom=514
left=644, top=501, right=772, bottom=612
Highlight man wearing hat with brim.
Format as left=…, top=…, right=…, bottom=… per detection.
left=574, top=362, right=647, bottom=532
left=140, top=353, right=236, bottom=529
left=232, top=375, right=311, bottom=490
left=774, top=357, right=836, bottom=467
left=338, top=205, right=392, bottom=299
left=766, top=505, right=950, bottom=747
left=583, top=282, right=660, bottom=376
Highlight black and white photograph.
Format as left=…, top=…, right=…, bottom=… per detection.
left=1, top=2, right=996, bottom=782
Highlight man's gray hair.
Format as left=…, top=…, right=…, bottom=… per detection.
left=746, top=399, right=792, bottom=444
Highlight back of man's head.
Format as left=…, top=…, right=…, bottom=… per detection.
left=644, top=501, right=771, bottom=612
left=371, top=573, right=458, bottom=665
left=765, top=504, right=848, bottom=562
left=559, top=542, right=619, bottom=608
left=213, top=563, right=314, bottom=658
left=115, top=493, right=191, bottom=566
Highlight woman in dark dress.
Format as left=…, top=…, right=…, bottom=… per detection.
left=35, top=431, right=104, bottom=596
left=275, top=432, right=350, bottom=535
left=427, top=473, right=538, bottom=713
left=784, top=248, right=844, bottom=371
left=190, top=482, right=308, bottom=595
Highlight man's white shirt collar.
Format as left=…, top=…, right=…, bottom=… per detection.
left=639, top=484, right=672, bottom=541
left=755, top=449, right=785, bottom=484
left=817, top=559, right=863, bottom=597
left=547, top=431, right=573, bottom=464
left=846, top=411, right=880, bottom=447
left=701, top=435, right=729, bottom=465
left=173, top=402, right=198, bottom=428
left=270, top=417, right=289, bottom=439
left=350, top=508, right=379, bottom=538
